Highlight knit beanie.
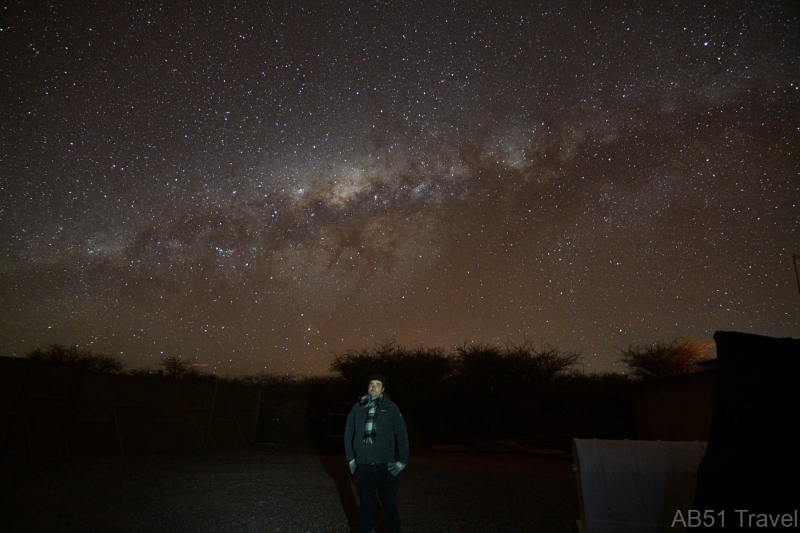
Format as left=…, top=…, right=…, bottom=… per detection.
left=368, top=373, right=386, bottom=387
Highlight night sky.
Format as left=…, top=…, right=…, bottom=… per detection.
left=2, top=1, right=798, bottom=376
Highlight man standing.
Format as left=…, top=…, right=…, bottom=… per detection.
left=344, top=374, right=409, bottom=533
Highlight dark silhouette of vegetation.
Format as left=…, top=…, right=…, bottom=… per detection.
left=126, top=368, right=161, bottom=378
left=23, top=344, right=220, bottom=382
left=237, top=373, right=302, bottom=389
left=452, top=341, right=580, bottom=392
left=618, top=338, right=710, bottom=380
left=550, top=372, right=635, bottom=440
left=22, top=336, right=686, bottom=447
left=158, top=355, right=203, bottom=380
left=449, top=341, right=582, bottom=442
left=235, top=373, right=354, bottom=444
left=25, top=344, right=125, bottom=374
left=331, top=342, right=454, bottom=446
left=326, top=340, right=584, bottom=445
left=331, top=341, right=453, bottom=395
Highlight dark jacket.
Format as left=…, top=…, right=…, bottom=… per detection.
left=344, top=394, right=409, bottom=465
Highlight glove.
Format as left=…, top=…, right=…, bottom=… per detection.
left=387, top=462, right=405, bottom=476
left=349, top=459, right=356, bottom=475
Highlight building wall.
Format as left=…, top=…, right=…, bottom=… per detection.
left=630, top=370, right=717, bottom=441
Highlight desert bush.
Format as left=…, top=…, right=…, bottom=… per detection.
left=618, top=338, right=710, bottom=380
left=126, top=368, right=160, bottom=377
left=452, top=340, right=580, bottom=392
left=330, top=342, right=455, bottom=446
left=159, top=355, right=204, bottom=380
left=238, top=373, right=353, bottom=444
left=328, top=340, right=582, bottom=445
left=25, top=344, right=125, bottom=374
left=331, top=341, right=454, bottom=398
left=449, top=341, right=582, bottom=441
left=237, top=372, right=301, bottom=389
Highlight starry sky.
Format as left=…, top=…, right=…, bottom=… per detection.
left=1, top=1, right=798, bottom=376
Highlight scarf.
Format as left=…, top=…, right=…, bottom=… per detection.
left=359, top=393, right=384, bottom=444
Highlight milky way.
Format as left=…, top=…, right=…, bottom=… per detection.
left=1, top=1, right=798, bottom=375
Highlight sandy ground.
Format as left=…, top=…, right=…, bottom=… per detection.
left=1, top=445, right=579, bottom=532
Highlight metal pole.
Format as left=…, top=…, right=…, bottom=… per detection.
left=794, top=255, right=800, bottom=299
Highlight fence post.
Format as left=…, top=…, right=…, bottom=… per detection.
left=207, top=378, right=219, bottom=448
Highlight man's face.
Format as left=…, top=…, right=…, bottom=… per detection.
left=368, top=380, right=384, bottom=399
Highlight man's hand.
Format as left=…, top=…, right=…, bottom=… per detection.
left=349, top=459, right=356, bottom=475
left=387, top=462, right=405, bottom=476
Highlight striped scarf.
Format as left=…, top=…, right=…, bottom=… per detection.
left=360, top=393, right=384, bottom=444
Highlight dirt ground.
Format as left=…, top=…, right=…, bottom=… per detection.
left=1, top=445, right=579, bottom=532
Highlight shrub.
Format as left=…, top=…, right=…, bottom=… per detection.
left=25, top=344, right=125, bottom=374
left=159, top=355, right=203, bottom=380
left=618, top=338, right=710, bottom=380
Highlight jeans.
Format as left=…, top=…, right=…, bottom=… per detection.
left=353, top=463, right=400, bottom=533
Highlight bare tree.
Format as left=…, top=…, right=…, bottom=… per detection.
left=618, top=338, right=710, bottom=380
left=159, top=355, right=200, bottom=380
